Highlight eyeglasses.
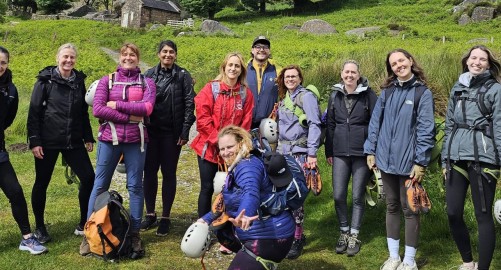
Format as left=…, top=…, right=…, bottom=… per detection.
left=285, top=75, right=299, bottom=80
left=253, top=45, right=269, bottom=50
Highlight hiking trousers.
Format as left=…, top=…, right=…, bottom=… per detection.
left=380, top=171, right=420, bottom=248
left=0, top=161, right=31, bottom=235
left=446, top=161, right=497, bottom=270
left=197, top=156, right=218, bottom=217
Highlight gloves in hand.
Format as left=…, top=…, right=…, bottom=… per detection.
left=367, top=155, right=376, bottom=170
left=410, top=164, right=426, bottom=183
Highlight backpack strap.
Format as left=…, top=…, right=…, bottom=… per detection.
left=211, top=81, right=246, bottom=106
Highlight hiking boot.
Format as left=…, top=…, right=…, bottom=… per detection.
left=396, top=262, right=418, bottom=270
left=74, top=224, right=84, bottom=236
left=129, top=232, right=145, bottom=259
left=19, top=235, right=47, bottom=255
left=286, top=234, right=306, bottom=260
left=140, top=214, right=158, bottom=231
left=346, top=233, right=361, bottom=256
left=156, top=218, right=171, bottom=237
left=79, top=236, right=91, bottom=256
left=335, top=231, right=349, bottom=254
left=457, top=262, right=477, bottom=270
left=33, top=226, right=51, bottom=244
left=381, top=257, right=402, bottom=270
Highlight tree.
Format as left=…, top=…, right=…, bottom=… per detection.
left=180, top=0, right=232, bottom=19
left=36, top=0, right=71, bottom=14
left=11, top=0, right=37, bottom=13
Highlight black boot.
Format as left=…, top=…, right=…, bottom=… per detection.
left=286, top=234, right=306, bottom=260
left=129, top=232, right=145, bottom=259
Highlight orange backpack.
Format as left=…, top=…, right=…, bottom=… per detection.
left=84, top=190, right=132, bottom=261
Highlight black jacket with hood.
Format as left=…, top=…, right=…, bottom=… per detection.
left=144, top=63, right=195, bottom=140
left=27, top=66, right=95, bottom=149
left=0, top=69, right=18, bottom=162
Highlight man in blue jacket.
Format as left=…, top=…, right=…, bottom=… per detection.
left=247, top=36, right=279, bottom=129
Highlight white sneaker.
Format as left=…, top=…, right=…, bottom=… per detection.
left=457, top=262, right=477, bottom=270
left=381, top=257, right=402, bottom=270
left=396, top=262, right=418, bottom=270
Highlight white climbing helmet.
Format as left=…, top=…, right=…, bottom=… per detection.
left=115, top=162, right=126, bottom=174
left=180, top=222, right=211, bottom=258
left=259, top=118, right=278, bottom=144
left=494, top=199, right=501, bottom=224
left=213, top=171, right=227, bottom=195
left=85, top=80, right=100, bottom=107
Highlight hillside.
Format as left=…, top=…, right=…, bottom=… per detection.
left=0, top=0, right=500, bottom=269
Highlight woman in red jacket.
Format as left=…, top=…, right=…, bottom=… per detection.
left=191, top=52, right=254, bottom=223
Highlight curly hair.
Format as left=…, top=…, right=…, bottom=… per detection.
left=218, top=125, right=253, bottom=159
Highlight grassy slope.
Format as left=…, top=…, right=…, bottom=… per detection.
left=0, top=0, right=500, bottom=269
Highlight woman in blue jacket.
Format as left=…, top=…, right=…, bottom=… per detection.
left=199, top=125, right=294, bottom=270
left=325, top=60, right=377, bottom=256
left=364, top=49, right=435, bottom=270
left=441, top=45, right=501, bottom=270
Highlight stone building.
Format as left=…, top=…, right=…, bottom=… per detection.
left=121, top=0, right=181, bottom=28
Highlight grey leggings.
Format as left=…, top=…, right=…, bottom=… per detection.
left=380, top=171, right=420, bottom=247
left=332, top=156, right=370, bottom=231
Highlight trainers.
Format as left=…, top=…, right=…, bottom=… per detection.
left=381, top=257, right=402, bottom=270
left=156, top=218, right=171, bottom=237
left=19, top=235, right=47, bottom=255
left=457, top=262, right=477, bottom=270
left=396, top=262, right=418, bottom=270
left=286, top=234, right=306, bottom=260
left=346, top=233, right=361, bottom=256
left=33, top=226, right=51, bottom=244
left=335, top=231, right=349, bottom=254
left=74, top=224, right=84, bottom=236
left=79, top=236, right=91, bottom=256
left=129, top=232, right=145, bottom=259
left=140, top=214, right=158, bottom=231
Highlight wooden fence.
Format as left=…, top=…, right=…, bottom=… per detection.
left=165, top=18, right=194, bottom=28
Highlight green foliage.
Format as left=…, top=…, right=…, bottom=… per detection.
left=180, top=0, right=233, bottom=19
left=36, top=0, right=71, bottom=14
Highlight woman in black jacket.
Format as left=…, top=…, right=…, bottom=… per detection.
left=325, top=60, right=377, bottom=256
left=27, top=43, right=95, bottom=244
left=141, top=40, right=196, bottom=236
left=0, top=46, right=47, bottom=255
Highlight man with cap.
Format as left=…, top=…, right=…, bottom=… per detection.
left=247, top=36, right=279, bottom=129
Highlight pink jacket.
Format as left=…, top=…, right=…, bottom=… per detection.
left=93, top=66, right=156, bottom=144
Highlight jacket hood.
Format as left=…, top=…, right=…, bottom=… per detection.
left=458, top=71, right=492, bottom=88
left=36, top=66, right=86, bottom=84
left=116, top=65, right=142, bottom=77
left=332, top=76, right=370, bottom=95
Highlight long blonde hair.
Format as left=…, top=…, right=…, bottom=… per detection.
left=215, top=52, right=247, bottom=87
left=218, top=125, right=253, bottom=159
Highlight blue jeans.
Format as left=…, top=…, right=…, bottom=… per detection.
left=87, top=141, right=147, bottom=232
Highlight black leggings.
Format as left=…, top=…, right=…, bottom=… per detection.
left=0, top=161, right=31, bottom=235
left=197, top=156, right=218, bottom=217
left=143, top=133, right=182, bottom=217
left=32, top=148, right=95, bottom=228
left=446, top=161, right=497, bottom=270
left=228, top=238, right=294, bottom=270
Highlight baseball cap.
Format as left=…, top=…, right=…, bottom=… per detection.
left=263, top=152, right=292, bottom=188
left=252, top=36, right=270, bottom=48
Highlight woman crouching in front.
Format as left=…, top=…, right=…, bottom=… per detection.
left=198, top=125, right=294, bottom=270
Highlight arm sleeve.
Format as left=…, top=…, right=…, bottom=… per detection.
left=302, top=92, right=321, bottom=157
left=234, top=162, right=262, bottom=217
left=4, top=85, right=18, bottom=129
left=27, top=80, right=45, bottom=148
left=181, top=71, right=196, bottom=140
left=488, top=83, right=501, bottom=166
left=195, top=83, right=217, bottom=144
left=115, top=77, right=156, bottom=116
left=325, top=92, right=335, bottom=158
left=363, top=92, right=384, bottom=155
left=441, top=85, right=457, bottom=168
left=93, top=77, right=130, bottom=123
left=80, top=81, right=95, bottom=143
left=414, top=89, right=436, bottom=166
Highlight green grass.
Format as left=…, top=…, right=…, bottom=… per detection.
left=1, top=0, right=501, bottom=268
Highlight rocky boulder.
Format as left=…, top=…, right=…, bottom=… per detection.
left=200, top=20, right=234, bottom=34
left=300, top=19, right=337, bottom=34
left=458, top=13, right=471, bottom=25
left=345, top=26, right=381, bottom=38
left=68, top=5, right=96, bottom=17
left=471, top=6, right=495, bottom=22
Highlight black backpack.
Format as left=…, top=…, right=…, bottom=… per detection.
left=84, top=190, right=132, bottom=261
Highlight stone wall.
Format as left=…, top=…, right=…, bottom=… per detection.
left=140, top=7, right=181, bottom=27
left=121, top=0, right=142, bottom=28
left=31, top=14, right=119, bottom=24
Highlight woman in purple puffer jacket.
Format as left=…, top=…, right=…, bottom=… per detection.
left=82, top=43, right=156, bottom=259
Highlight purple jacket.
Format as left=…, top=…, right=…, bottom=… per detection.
left=93, top=66, right=156, bottom=143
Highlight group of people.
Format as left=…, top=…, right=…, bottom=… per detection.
left=0, top=36, right=499, bottom=270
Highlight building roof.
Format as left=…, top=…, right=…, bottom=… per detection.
left=142, top=0, right=181, bottom=13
